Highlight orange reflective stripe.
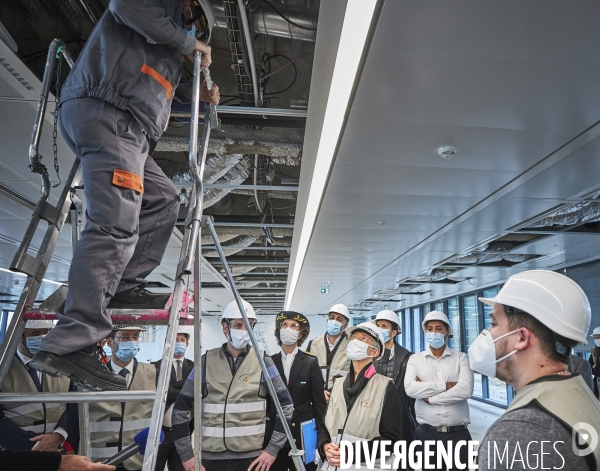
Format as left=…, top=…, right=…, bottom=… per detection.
left=112, top=169, right=144, bottom=194
left=140, top=64, right=173, bottom=99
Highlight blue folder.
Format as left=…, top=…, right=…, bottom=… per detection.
left=300, top=419, right=318, bottom=464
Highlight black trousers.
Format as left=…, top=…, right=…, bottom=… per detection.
left=271, top=448, right=317, bottom=471
left=202, top=457, right=255, bottom=471
left=414, top=424, right=472, bottom=471
left=154, top=428, right=185, bottom=471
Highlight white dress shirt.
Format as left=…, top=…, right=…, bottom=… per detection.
left=110, top=359, right=135, bottom=389
left=326, top=334, right=342, bottom=349
left=163, top=358, right=184, bottom=427
left=16, top=349, right=68, bottom=441
left=281, top=347, right=299, bottom=383
left=404, top=346, right=474, bottom=427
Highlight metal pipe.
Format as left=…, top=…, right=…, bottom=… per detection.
left=204, top=216, right=305, bottom=471
left=193, top=239, right=202, bottom=471
left=171, top=105, right=307, bottom=118
left=0, top=391, right=156, bottom=403
left=211, top=0, right=317, bottom=42
left=78, top=402, right=91, bottom=458
left=202, top=246, right=291, bottom=251
left=204, top=184, right=298, bottom=191
left=210, top=260, right=289, bottom=266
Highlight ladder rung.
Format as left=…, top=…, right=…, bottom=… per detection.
left=23, top=307, right=194, bottom=326
left=0, top=391, right=156, bottom=403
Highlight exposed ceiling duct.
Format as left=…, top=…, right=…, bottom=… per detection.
left=528, top=193, right=600, bottom=228
left=202, top=235, right=258, bottom=257
left=210, top=0, right=317, bottom=42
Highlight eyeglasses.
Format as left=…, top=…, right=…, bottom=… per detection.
left=116, top=335, right=140, bottom=342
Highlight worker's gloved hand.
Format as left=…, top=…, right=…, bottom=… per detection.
left=30, top=432, right=64, bottom=451
left=182, top=458, right=206, bottom=471
left=58, top=455, right=115, bottom=471
left=200, top=81, right=220, bottom=105
left=248, top=450, right=276, bottom=471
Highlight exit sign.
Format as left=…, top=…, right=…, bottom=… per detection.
left=321, top=287, right=329, bottom=294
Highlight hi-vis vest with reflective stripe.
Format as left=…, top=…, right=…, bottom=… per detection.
left=322, top=371, right=392, bottom=471
left=89, top=362, right=155, bottom=470
left=506, top=375, right=600, bottom=468
left=310, top=334, right=350, bottom=390
left=203, top=347, right=267, bottom=453
left=0, top=355, right=69, bottom=434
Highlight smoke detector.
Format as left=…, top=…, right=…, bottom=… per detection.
left=438, top=146, right=457, bottom=159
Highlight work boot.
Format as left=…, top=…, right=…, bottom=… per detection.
left=29, top=345, right=127, bottom=391
left=107, top=285, right=170, bottom=309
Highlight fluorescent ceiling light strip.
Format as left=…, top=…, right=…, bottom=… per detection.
left=285, top=0, right=378, bottom=310
left=0, top=267, right=64, bottom=286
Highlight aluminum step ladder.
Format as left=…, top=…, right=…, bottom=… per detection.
left=0, top=39, right=306, bottom=471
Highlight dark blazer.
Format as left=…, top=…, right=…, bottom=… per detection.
left=374, top=342, right=416, bottom=439
left=153, top=358, right=194, bottom=413
left=269, top=349, right=327, bottom=450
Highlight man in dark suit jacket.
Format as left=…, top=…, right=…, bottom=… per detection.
left=152, top=327, right=194, bottom=471
left=372, top=310, right=416, bottom=441
left=270, top=312, right=327, bottom=471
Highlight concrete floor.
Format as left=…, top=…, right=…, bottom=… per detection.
left=468, top=399, right=504, bottom=443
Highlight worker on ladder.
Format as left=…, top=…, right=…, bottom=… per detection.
left=89, top=325, right=156, bottom=470
left=306, top=304, right=351, bottom=400
left=172, top=300, right=294, bottom=471
left=30, top=0, right=220, bottom=391
left=0, top=320, right=75, bottom=452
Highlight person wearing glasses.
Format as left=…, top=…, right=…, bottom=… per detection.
left=173, top=300, right=293, bottom=471
left=89, top=325, right=156, bottom=471
left=318, top=323, right=405, bottom=470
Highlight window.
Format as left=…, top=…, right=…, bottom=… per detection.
left=463, top=295, right=480, bottom=351
left=433, top=302, right=444, bottom=312
left=488, top=376, right=508, bottom=405
left=447, top=298, right=461, bottom=351
left=482, top=287, right=499, bottom=329
left=396, top=310, right=404, bottom=346
left=412, top=307, right=422, bottom=352
left=403, top=310, right=412, bottom=351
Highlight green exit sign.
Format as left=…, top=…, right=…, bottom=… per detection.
left=321, top=287, right=329, bottom=294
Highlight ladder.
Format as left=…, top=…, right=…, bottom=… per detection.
left=0, top=40, right=306, bottom=471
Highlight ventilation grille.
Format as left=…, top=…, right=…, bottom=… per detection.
left=0, top=57, right=34, bottom=91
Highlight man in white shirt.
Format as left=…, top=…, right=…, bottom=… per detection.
left=0, top=320, right=72, bottom=452
left=153, top=326, right=194, bottom=471
left=404, top=311, right=474, bottom=471
left=90, top=325, right=156, bottom=471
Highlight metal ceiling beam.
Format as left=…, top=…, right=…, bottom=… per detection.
left=213, top=222, right=293, bottom=228
left=209, top=260, right=289, bottom=266
left=236, top=280, right=288, bottom=284
left=204, top=246, right=291, bottom=251
left=204, top=184, right=298, bottom=191
left=237, top=287, right=287, bottom=291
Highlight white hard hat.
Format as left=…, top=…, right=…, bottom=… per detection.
left=24, top=319, right=54, bottom=329
left=591, top=327, right=600, bottom=337
left=112, top=324, right=147, bottom=332
left=480, top=270, right=590, bottom=345
left=328, top=304, right=350, bottom=321
left=177, top=326, right=194, bottom=337
left=351, top=322, right=386, bottom=360
left=222, top=299, right=257, bottom=321
left=374, top=310, right=401, bottom=332
left=188, top=0, right=215, bottom=43
left=422, top=311, right=450, bottom=331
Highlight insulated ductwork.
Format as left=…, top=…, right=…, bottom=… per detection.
left=202, top=235, right=258, bottom=257
left=409, top=268, right=458, bottom=283
left=210, top=0, right=317, bottom=42
left=529, top=199, right=600, bottom=228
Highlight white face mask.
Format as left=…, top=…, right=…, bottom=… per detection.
left=595, top=338, right=600, bottom=348
left=280, top=328, right=300, bottom=346
left=346, top=339, right=374, bottom=361
left=229, top=328, right=251, bottom=350
left=468, top=329, right=519, bottom=378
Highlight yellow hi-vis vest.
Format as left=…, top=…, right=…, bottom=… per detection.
left=322, top=370, right=393, bottom=471
left=0, top=355, right=69, bottom=434
left=506, top=375, right=600, bottom=468
left=89, top=361, right=155, bottom=470
left=309, top=334, right=350, bottom=390
left=202, top=347, right=267, bottom=453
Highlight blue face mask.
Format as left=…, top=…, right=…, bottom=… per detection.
left=326, top=320, right=342, bottom=336
left=174, top=342, right=187, bottom=357
left=425, top=332, right=446, bottom=349
left=25, top=335, right=45, bottom=355
left=114, top=341, right=140, bottom=362
left=381, top=329, right=391, bottom=343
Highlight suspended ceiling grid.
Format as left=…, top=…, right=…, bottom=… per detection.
left=289, top=0, right=600, bottom=314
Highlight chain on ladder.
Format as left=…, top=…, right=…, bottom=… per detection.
left=52, top=46, right=63, bottom=187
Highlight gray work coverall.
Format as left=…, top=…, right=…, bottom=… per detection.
left=42, top=0, right=197, bottom=355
